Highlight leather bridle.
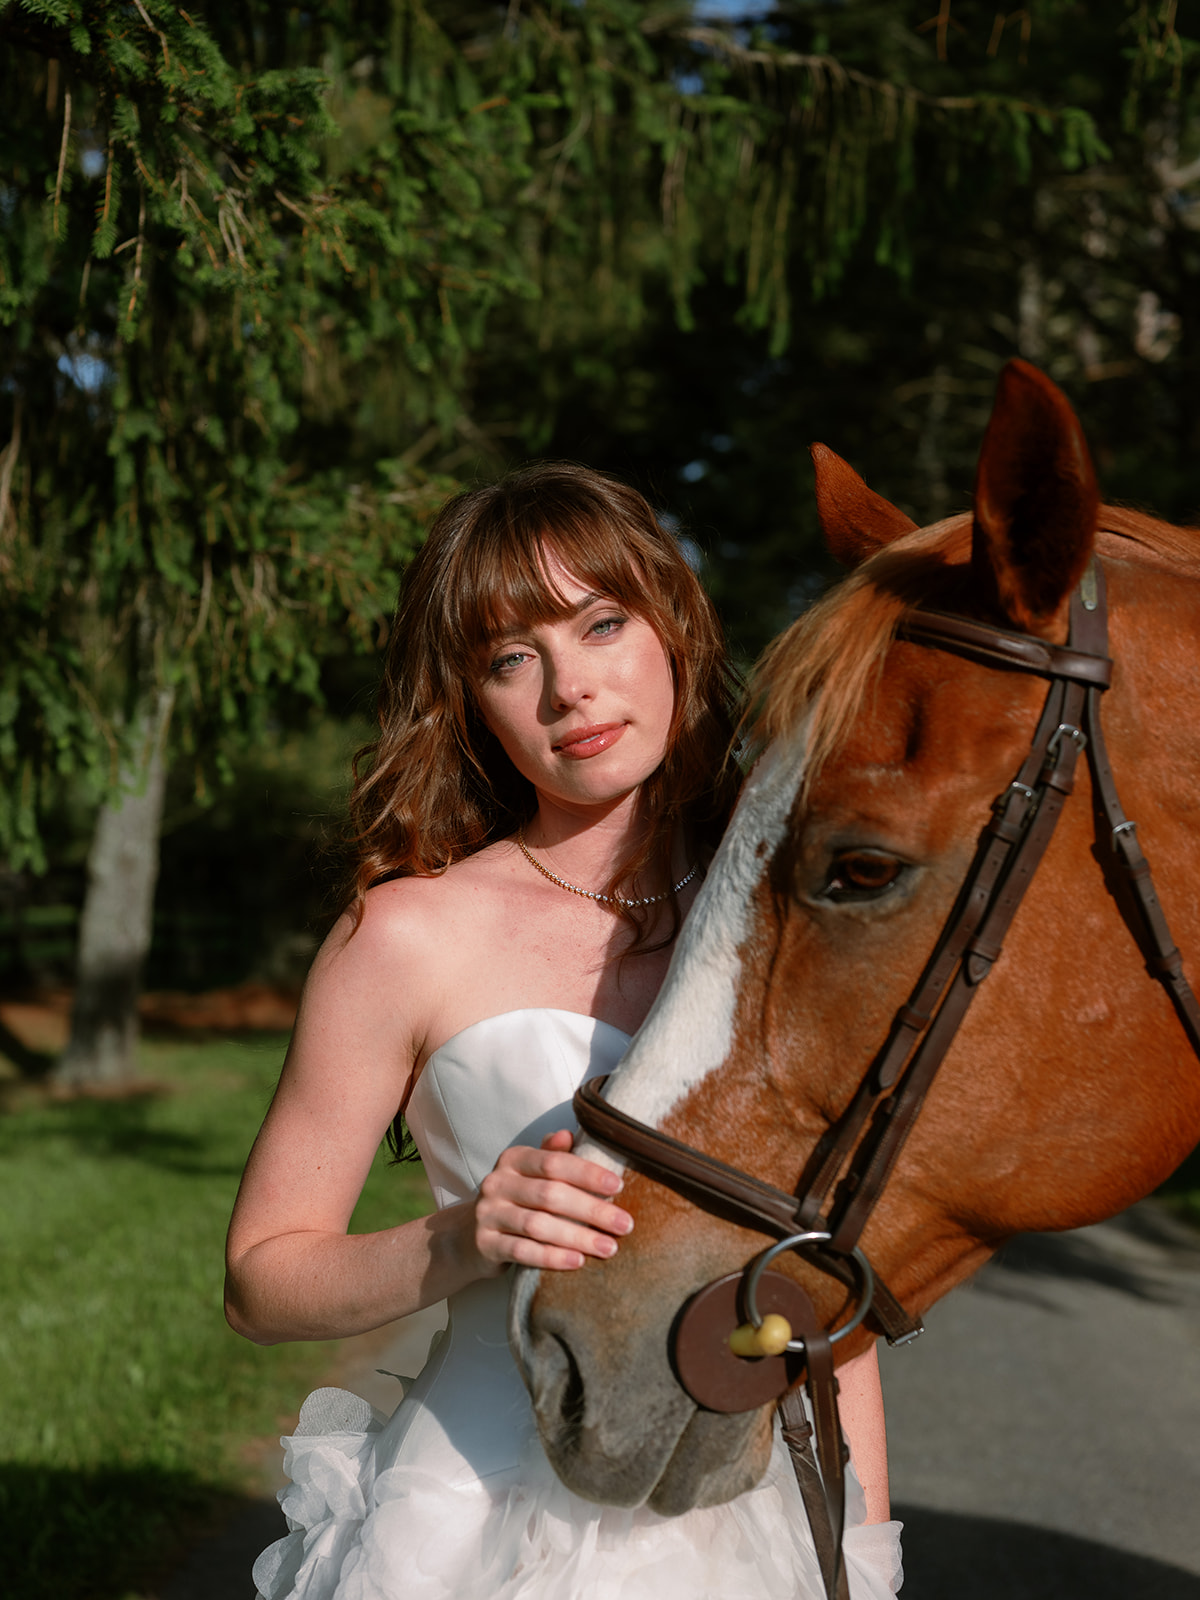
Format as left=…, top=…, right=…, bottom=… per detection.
left=572, top=557, right=1200, bottom=1599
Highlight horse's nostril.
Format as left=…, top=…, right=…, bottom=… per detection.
left=526, top=1291, right=715, bottom=1510
left=527, top=1323, right=587, bottom=1449
left=553, top=1333, right=586, bottom=1444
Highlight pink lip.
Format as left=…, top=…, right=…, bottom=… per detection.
left=553, top=722, right=627, bottom=758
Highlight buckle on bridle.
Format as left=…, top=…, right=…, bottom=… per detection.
left=1040, top=722, right=1087, bottom=790
left=886, top=1323, right=925, bottom=1348
left=1046, top=722, right=1087, bottom=758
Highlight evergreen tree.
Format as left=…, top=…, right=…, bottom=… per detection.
left=0, top=0, right=1112, bottom=1080
left=525, top=2, right=1200, bottom=656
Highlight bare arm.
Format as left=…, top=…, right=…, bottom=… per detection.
left=224, top=889, right=631, bottom=1345
left=837, top=1342, right=890, bottom=1523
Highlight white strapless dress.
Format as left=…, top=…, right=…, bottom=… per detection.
left=253, top=1010, right=903, bottom=1599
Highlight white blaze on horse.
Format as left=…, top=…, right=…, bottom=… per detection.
left=510, top=360, right=1200, bottom=1527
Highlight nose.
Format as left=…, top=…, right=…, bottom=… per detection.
left=545, top=644, right=593, bottom=712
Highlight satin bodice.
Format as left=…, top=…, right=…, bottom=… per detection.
left=405, top=1009, right=632, bottom=1208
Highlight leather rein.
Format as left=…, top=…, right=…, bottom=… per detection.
left=572, top=558, right=1200, bottom=1599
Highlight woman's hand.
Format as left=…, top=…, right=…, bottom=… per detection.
left=473, top=1129, right=634, bottom=1272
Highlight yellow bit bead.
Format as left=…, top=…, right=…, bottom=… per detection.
left=729, top=1323, right=760, bottom=1358
left=729, top=1312, right=793, bottom=1359
left=754, top=1313, right=793, bottom=1355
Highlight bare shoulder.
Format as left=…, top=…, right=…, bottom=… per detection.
left=302, top=846, right=521, bottom=1052
left=324, top=847, right=516, bottom=963
left=227, top=852, right=535, bottom=1259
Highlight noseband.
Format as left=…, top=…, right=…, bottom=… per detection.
left=573, top=558, right=1200, bottom=1599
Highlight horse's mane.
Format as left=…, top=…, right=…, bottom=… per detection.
left=1097, top=504, right=1200, bottom=570
left=749, top=503, right=1200, bottom=789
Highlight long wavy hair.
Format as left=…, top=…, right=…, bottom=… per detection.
left=347, top=462, right=741, bottom=949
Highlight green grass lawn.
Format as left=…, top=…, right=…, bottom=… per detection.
left=0, top=1035, right=433, bottom=1600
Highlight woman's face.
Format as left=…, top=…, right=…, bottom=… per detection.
left=475, top=563, right=676, bottom=819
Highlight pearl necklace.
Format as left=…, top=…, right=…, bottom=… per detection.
left=516, top=827, right=698, bottom=909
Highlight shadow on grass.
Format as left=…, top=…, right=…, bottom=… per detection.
left=0, top=1018, right=55, bottom=1078
left=0, top=1092, right=244, bottom=1177
left=159, top=1493, right=286, bottom=1600
left=897, top=1505, right=1200, bottom=1600
left=0, top=1460, right=253, bottom=1600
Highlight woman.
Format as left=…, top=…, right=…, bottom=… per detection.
left=226, top=463, right=903, bottom=1598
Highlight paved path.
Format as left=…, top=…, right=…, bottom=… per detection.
left=881, top=1200, right=1200, bottom=1599
left=162, top=1203, right=1200, bottom=1597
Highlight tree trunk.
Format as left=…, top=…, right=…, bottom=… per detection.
left=916, top=362, right=951, bottom=523
left=52, top=685, right=175, bottom=1088
left=1017, top=256, right=1045, bottom=364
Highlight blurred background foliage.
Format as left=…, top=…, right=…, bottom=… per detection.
left=0, top=0, right=1198, bottom=1034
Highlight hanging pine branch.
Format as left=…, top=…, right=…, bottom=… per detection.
left=0, top=0, right=1117, bottom=868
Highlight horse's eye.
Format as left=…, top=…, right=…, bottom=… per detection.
left=825, top=852, right=903, bottom=901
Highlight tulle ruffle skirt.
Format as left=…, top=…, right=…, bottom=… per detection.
left=253, top=1384, right=903, bottom=1599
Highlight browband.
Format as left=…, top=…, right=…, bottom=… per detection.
left=900, top=609, right=1113, bottom=687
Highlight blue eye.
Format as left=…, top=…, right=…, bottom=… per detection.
left=489, top=650, right=528, bottom=674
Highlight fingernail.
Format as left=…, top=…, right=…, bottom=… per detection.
left=616, top=1212, right=634, bottom=1234
left=598, top=1237, right=618, bottom=1258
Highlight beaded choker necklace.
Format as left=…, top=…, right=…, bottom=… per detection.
left=516, top=827, right=698, bottom=909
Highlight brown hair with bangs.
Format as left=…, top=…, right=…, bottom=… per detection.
left=347, top=461, right=741, bottom=949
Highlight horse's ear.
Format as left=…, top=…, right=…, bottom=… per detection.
left=811, top=443, right=917, bottom=568
left=972, top=360, right=1099, bottom=635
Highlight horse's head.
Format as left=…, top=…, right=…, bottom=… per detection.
left=511, top=360, right=1200, bottom=1515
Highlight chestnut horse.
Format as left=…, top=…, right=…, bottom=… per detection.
left=510, top=360, right=1200, bottom=1519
